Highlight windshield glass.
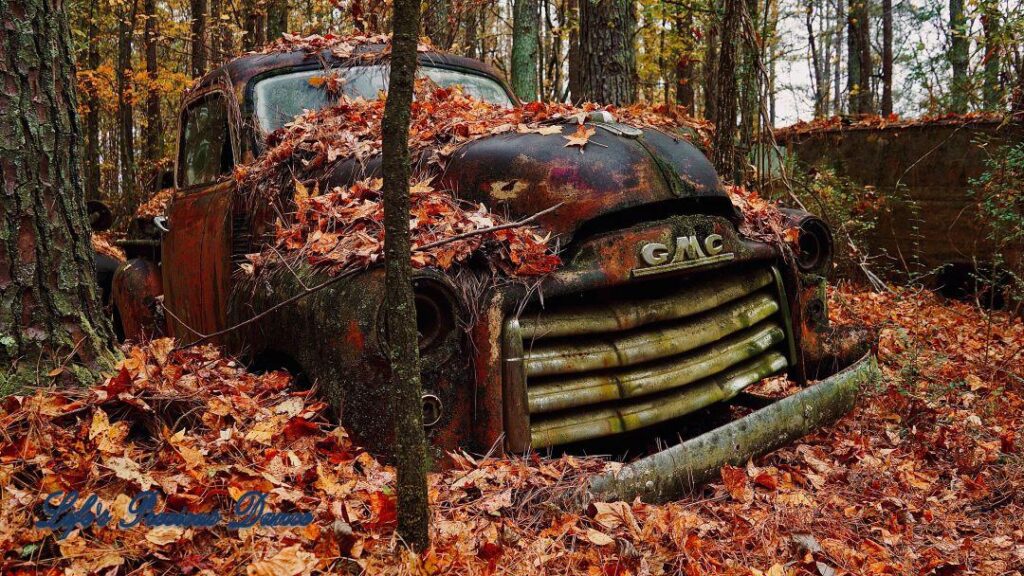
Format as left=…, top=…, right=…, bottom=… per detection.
left=253, top=65, right=514, bottom=133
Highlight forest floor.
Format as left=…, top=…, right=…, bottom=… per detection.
left=1, top=283, right=1022, bottom=576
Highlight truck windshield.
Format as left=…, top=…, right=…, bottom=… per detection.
left=253, top=65, right=514, bottom=133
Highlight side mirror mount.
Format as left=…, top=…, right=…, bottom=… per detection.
left=153, top=216, right=170, bottom=233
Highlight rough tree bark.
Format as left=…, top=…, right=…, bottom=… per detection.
left=674, top=12, right=696, bottom=110
left=0, top=0, right=116, bottom=387
left=382, top=0, right=430, bottom=550
left=712, top=0, right=741, bottom=180
left=881, top=0, right=893, bottom=116
left=144, top=0, right=163, bottom=173
left=948, top=0, right=969, bottom=113
left=833, top=0, right=844, bottom=114
left=190, top=0, right=207, bottom=77
left=85, top=3, right=101, bottom=200
left=981, top=2, right=1001, bottom=110
left=512, top=0, right=540, bottom=101
left=266, top=0, right=288, bottom=40
left=574, top=0, right=636, bottom=105
left=703, top=15, right=719, bottom=121
left=117, top=0, right=139, bottom=207
left=847, top=0, right=872, bottom=115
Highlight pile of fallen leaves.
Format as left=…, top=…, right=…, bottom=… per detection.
left=3, top=285, right=1021, bottom=575
left=238, top=75, right=710, bottom=279
left=775, top=111, right=1008, bottom=138
left=249, top=178, right=561, bottom=277
left=255, top=32, right=433, bottom=58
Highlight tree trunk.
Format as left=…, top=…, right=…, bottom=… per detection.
left=948, top=0, right=969, bottom=113
left=266, top=0, right=288, bottom=41
left=981, top=3, right=1001, bottom=110
left=144, top=0, right=162, bottom=174
left=574, top=0, right=636, bottom=105
left=0, top=0, right=116, bottom=387
left=85, top=3, right=101, bottom=200
left=382, top=0, right=430, bottom=551
left=674, top=13, right=696, bottom=110
left=512, top=0, right=540, bottom=101
left=117, top=0, right=139, bottom=208
left=847, top=0, right=871, bottom=115
left=464, top=4, right=479, bottom=59
left=242, top=0, right=266, bottom=51
left=423, top=0, right=453, bottom=50
left=807, top=1, right=826, bottom=117
left=833, top=0, right=844, bottom=114
left=712, top=0, right=741, bottom=180
left=567, top=0, right=582, bottom=102
left=190, top=0, right=207, bottom=77
left=881, top=0, right=893, bottom=116
left=703, top=16, right=719, bottom=120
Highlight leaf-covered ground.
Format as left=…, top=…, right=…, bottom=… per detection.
left=2, top=285, right=1021, bottom=575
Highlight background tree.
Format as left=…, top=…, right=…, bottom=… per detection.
left=0, top=0, right=116, bottom=388
left=116, top=0, right=138, bottom=206
left=267, top=0, right=289, bottom=39
left=881, top=0, right=893, bottom=116
left=712, top=0, right=741, bottom=180
left=190, top=0, right=207, bottom=77
left=423, top=0, right=454, bottom=49
left=847, top=0, right=872, bottom=114
left=573, top=0, right=637, bottom=104
left=144, top=0, right=163, bottom=179
left=948, top=0, right=969, bottom=112
left=512, top=0, right=540, bottom=101
left=981, top=2, right=1002, bottom=110
left=242, top=0, right=266, bottom=51
left=381, top=0, right=430, bottom=550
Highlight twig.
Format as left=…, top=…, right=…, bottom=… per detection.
left=171, top=204, right=563, bottom=350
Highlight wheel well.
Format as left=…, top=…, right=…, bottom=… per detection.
left=247, top=350, right=310, bottom=389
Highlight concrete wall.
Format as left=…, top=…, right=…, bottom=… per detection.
left=777, top=119, right=1022, bottom=279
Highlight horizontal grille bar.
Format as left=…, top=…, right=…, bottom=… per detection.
left=529, top=352, right=788, bottom=448
left=524, top=292, right=780, bottom=377
left=519, top=267, right=774, bottom=340
left=527, top=323, right=785, bottom=414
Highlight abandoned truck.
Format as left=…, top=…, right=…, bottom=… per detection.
left=107, top=43, right=877, bottom=500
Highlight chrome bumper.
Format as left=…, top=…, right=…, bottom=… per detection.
left=589, top=352, right=879, bottom=503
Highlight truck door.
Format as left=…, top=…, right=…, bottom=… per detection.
left=162, top=89, right=238, bottom=344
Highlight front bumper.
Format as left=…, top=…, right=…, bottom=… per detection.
left=589, top=351, right=879, bottom=503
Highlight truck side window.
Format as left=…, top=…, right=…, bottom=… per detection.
left=179, top=93, right=234, bottom=188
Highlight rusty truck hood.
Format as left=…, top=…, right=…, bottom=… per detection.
left=437, top=124, right=731, bottom=240
left=329, top=122, right=733, bottom=243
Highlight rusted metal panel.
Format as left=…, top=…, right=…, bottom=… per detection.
left=111, top=258, right=164, bottom=340
left=161, top=182, right=234, bottom=344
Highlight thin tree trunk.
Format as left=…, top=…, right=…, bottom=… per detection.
left=981, top=3, right=1002, bottom=110
left=512, top=0, right=540, bottom=101
left=881, top=0, right=893, bottom=116
left=833, top=0, right=844, bottom=114
left=847, top=0, right=871, bottom=115
left=382, top=0, right=430, bottom=551
left=704, top=17, right=719, bottom=119
left=712, top=0, right=741, bottom=180
left=266, top=0, right=288, bottom=40
left=85, top=3, right=101, bottom=200
left=567, top=0, right=582, bottom=102
left=807, top=1, right=826, bottom=117
left=190, top=0, right=207, bottom=77
left=575, top=0, right=636, bottom=105
left=0, top=0, right=116, bottom=386
left=117, top=0, right=139, bottom=208
left=675, top=13, right=696, bottom=110
left=948, top=0, right=969, bottom=113
left=242, top=0, right=266, bottom=51
left=423, top=0, right=453, bottom=50
left=464, top=3, right=479, bottom=59
left=144, top=0, right=162, bottom=175
left=209, top=0, right=222, bottom=65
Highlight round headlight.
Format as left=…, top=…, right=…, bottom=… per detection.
left=795, top=217, right=833, bottom=273
left=412, top=279, right=457, bottom=352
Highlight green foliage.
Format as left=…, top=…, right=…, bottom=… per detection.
left=968, top=142, right=1024, bottom=306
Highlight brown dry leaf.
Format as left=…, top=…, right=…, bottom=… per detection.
left=563, top=124, right=596, bottom=152
left=246, top=545, right=319, bottom=576
left=721, top=465, right=753, bottom=502
left=584, top=528, right=615, bottom=546
left=145, top=526, right=185, bottom=546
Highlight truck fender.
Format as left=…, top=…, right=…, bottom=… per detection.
left=112, top=258, right=165, bottom=341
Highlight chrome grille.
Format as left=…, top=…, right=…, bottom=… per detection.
left=503, top=266, right=794, bottom=451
